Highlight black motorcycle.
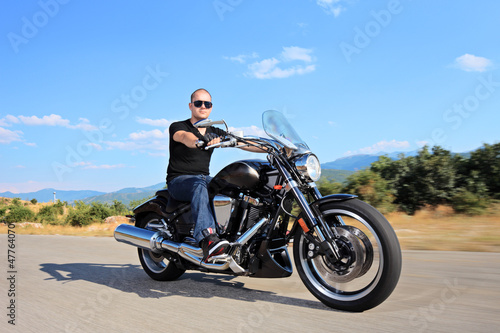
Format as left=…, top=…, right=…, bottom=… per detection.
left=114, top=110, right=402, bottom=312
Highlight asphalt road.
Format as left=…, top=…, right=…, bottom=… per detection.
left=1, top=235, right=499, bottom=332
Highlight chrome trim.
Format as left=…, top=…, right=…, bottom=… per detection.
left=234, top=217, right=268, bottom=246
left=295, top=153, right=321, bottom=182
left=273, top=161, right=340, bottom=261
left=114, top=224, right=163, bottom=253
left=114, top=218, right=268, bottom=274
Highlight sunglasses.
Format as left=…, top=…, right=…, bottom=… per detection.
left=192, top=100, right=213, bottom=108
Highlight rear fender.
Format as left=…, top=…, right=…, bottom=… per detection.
left=133, top=196, right=168, bottom=219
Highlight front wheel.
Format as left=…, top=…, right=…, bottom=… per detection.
left=136, top=213, right=185, bottom=281
left=293, top=199, right=401, bottom=312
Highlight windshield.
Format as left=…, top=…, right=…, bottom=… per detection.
left=262, top=110, right=310, bottom=152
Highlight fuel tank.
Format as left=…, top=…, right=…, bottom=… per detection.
left=209, top=159, right=276, bottom=196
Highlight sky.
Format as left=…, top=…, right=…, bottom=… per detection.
left=1, top=0, right=499, bottom=193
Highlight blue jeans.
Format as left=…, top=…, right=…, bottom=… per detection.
left=167, top=175, right=216, bottom=243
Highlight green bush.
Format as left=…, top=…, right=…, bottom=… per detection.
left=0, top=207, right=7, bottom=218
left=110, top=200, right=129, bottom=216
left=5, top=205, right=35, bottom=223
left=11, top=198, right=22, bottom=207
left=66, top=208, right=94, bottom=227
left=317, top=180, right=343, bottom=196
left=451, top=190, right=489, bottom=215
left=36, top=204, right=64, bottom=224
left=342, top=169, right=396, bottom=213
left=128, top=199, right=143, bottom=211
left=31, top=198, right=38, bottom=204
left=65, top=201, right=113, bottom=227
left=89, top=202, right=112, bottom=220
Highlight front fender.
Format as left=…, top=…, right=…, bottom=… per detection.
left=311, top=193, right=357, bottom=208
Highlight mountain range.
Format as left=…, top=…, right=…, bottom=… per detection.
left=0, top=184, right=165, bottom=205
left=0, top=188, right=105, bottom=203
left=0, top=150, right=464, bottom=204
left=320, top=150, right=419, bottom=171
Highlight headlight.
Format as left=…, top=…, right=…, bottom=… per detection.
left=295, top=154, right=321, bottom=182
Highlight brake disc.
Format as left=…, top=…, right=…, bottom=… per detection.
left=311, top=227, right=365, bottom=283
left=341, top=225, right=374, bottom=277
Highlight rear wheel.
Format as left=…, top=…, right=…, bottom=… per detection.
left=136, top=213, right=185, bottom=281
left=293, top=199, right=401, bottom=312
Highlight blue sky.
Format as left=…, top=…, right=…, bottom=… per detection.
left=1, top=0, right=499, bottom=193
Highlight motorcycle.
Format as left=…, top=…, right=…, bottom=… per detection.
left=114, top=110, right=402, bottom=312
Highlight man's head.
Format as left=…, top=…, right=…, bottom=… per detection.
left=189, top=88, right=213, bottom=123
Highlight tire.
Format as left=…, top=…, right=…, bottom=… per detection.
left=293, top=199, right=402, bottom=312
left=135, top=213, right=185, bottom=281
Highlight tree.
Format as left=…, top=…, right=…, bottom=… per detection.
left=371, top=146, right=458, bottom=214
left=465, top=143, right=500, bottom=198
left=342, top=169, right=395, bottom=213
left=451, top=190, right=489, bottom=215
left=111, top=200, right=128, bottom=216
left=317, top=180, right=343, bottom=196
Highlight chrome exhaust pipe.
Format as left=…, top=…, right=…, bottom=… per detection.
left=114, top=224, right=163, bottom=252
left=114, top=224, right=232, bottom=271
left=114, top=217, right=268, bottom=273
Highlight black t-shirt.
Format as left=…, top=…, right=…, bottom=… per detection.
left=166, top=119, right=225, bottom=183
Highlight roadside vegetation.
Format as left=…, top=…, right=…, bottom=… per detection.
left=1, top=143, right=499, bottom=251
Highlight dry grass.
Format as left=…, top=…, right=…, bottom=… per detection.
left=387, top=205, right=500, bottom=252
left=0, top=217, right=133, bottom=237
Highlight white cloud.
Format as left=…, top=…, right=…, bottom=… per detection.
left=129, top=129, right=169, bottom=141
left=104, top=128, right=169, bottom=153
left=83, top=163, right=126, bottom=170
left=416, top=140, right=429, bottom=147
left=70, top=118, right=98, bottom=131
left=223, top=52, right=259, bottom=64
left=281, top=46, right=314, bottom=63
left=0, top=115, right=19, bottom=127
left=228, top=125, right=268, bottom=138
left=226, top=47, right=316, bottom=80
left=453, top=54, right=492, bottom=72
left=18, top=114, right=70, bottom=127
left=247, top=58, right=281, bottom=79
left=5, top=114, right=98, bottom=131
left=105, top=140, right=168, bottom=153
left=345, top=140, right=411, bottom=155
left=316, top=0, right=345, bottom=17
left=246, top=47, right=316, bottom=79
left=0, top=127, right=23, bottom=144
left=88, top=143, right=103, bottom=151
left=136, top=117, right=171, bottom=127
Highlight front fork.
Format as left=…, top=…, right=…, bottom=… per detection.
left=274, top=160, right=342, bottom=262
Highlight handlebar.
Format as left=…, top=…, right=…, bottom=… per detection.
left=203, top=137, right=237, bottom=150
left=197, top=133, right=277, bottom=154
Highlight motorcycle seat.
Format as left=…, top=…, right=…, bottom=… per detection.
left=155, top=189, right=169, bottom=199
left=156, top=189, right=190, bottom=213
